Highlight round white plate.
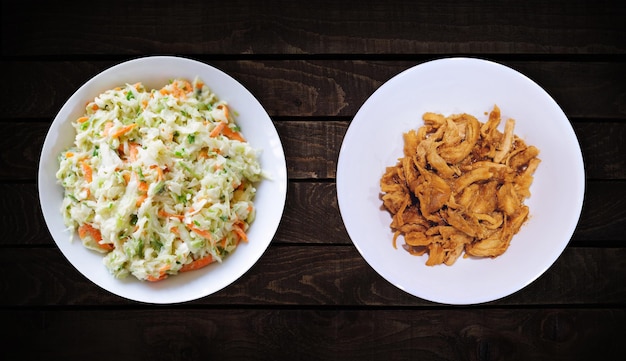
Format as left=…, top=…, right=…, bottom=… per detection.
left=39, top=56, right=288, bottom=304
left=337, top=57, right=585, bottom=305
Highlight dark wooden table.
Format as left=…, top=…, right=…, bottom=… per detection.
left=1, top=1, right=625, bottom=360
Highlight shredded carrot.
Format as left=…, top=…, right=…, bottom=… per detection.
left=78, top=223, right=99, bottom=241
left=158, top=209, right=185, bottom=220
left=195, top=81, right=204, bottom=89
left=216, top=104, right=229, bottom=120
left=150, top=164, right=164, bottom=181
left=198, top=148, right=209, bottom=159
left=128, top=142, right=140, bottom=162
left=233, top=222, right=248, bottom=243
left=138, top=179, right=149, bottom=192
left=66, top=152, right=74, bottom=158
left=141, top=99, right=148, bottom=109
left=209, top=122, right=226, bottom=137
left=77, top=116, right=89, bottom=123
left=171, top=83, right=185, bottom=99
left=187, top=223, right=212, bottom=240
left=170, top=80, right=193, bottom=99
left=133, top=171, right=149, bottom=207
left=136, top=194, right=147, bottom=207
left=91, top=103, right=99, bottom=111
left=146, top=264, right=171, bottom=282
left=146, top=274, right=166, bottom=282
left=208, top=121, right=245, bottom=142
left=80, top=160, right=93, bottom=183
left=110, top=124, right=136, bottom=138
left=182, top=80, right=192, bottom=91
left=78, top=223, right=113, bottom=251
left=103, top=122, right=113, bottom=136
left=180, top=254, right=214, bottom=272
left=222, top=126, right=246, bottom=142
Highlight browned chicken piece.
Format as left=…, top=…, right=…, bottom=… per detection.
left=380, top=105, right=540, bottom=266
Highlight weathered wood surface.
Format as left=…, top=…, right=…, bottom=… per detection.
left=1, top=308, right=623, bottom=361
left=2, top=61, right=626, bottom=119
left=3, top=0, right=625, bottom=56
left=1, top=0, right=625, bottom=360
left=1, top=246, right=625, bottom=307
left=1, top=120, right=626, bottom=182
left=1, top=180, right=625, bottom=247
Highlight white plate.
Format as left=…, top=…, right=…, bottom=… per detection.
left=38, top=56, right=288, bottom=304
left=337, top=57, right=585, bottom=305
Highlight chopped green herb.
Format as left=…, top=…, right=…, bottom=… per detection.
left=151, top=237, right=164, bottom=251
left=154, top=181, right=165, bottom=194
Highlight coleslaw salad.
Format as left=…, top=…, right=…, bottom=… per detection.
left=56, top=77, right=264, bottom=282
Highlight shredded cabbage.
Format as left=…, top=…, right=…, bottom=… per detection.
left=56, top=78, right=263, bottom=281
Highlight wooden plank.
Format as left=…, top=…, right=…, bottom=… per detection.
left=1, top=308, right=623, bottom=360
left=1, top=120, right=626, bottom=182
left=1, top=246, right=624, bottom=306
left=1, top=60, right=625, bottom=119
left=575, top=121, right=626, bottom=180
left=2, top=0, right=625, bottom=56
left=1, top=180, right=625, bottom=247
left=2, top=2, right=624, bottom=358
left=279, top=121, right=346, bottom=179
left=0, top=122, right=49, bottom=182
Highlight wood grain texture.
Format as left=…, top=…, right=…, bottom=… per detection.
left=1, top=246, right=625, bottom=307
left=1, top=1, right=625, bottom=359
left=2, top=60, right=625, bottom=119
left=1, top=180, right=625, bottom=247
left=0, top=122, right=48, bottom=182
left=1, top=308, right=624, bottom=360
left=1, top=121, right=625, bottom=182
left=2, top=179, right=626, bottom=248
left=2, top=0, right=625, bottom=56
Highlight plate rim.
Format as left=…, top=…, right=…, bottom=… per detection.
left=37, top=55, right=288, bottom=304
left=336, top=56, right=585, bottom=305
